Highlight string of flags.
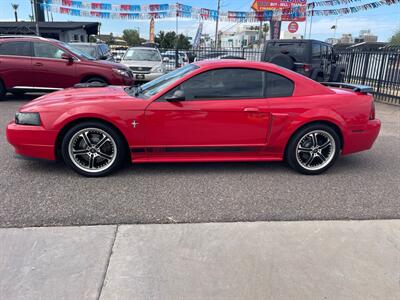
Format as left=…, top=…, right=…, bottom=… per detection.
left=41, top=0, right=303, bottom=22
left=42, top=0, right=399, bottom=21
left=308, top=0, right=399, bottom=15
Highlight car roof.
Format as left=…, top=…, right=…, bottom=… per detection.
left=267, top=39, right=331, bottom=46
left=128, top=47, right=159, bottom=51
left=194, top=59, right=274, bottom=68
left=0, top=36, right=59, bottom=43
left=69, top=42, right=99, bottom=46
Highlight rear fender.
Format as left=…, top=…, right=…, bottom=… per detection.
left=268, top=108, right=347, bottom=155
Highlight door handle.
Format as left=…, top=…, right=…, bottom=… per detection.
left=244, top=107, right=260, bottom=112
left=34, top=62, right=43, bottom=67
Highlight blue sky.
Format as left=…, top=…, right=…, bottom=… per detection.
left=0, top=0, right=399, bottom=42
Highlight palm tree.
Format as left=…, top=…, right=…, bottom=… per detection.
left=11, top=4, right=19, bottom=22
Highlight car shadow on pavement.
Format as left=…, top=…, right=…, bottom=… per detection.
left=11, top=152, right=371, bottom=178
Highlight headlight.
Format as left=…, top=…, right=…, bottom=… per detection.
left=15, top=112, right=41, bottom=126
left=151, top=65, right=164, bottom=73
left=113, top=68, right=131, bottom=77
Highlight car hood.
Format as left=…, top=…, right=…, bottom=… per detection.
left=20, top=86, right=139, bottom=112
left=120, top=60, right=161, bottom=68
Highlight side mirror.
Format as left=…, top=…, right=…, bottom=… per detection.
left=99, top=55, right=108, bottom=60
left=165, top=90, right=185, bottom=102
left=61, top=53, right=73, bottom=63
left=163, top=57, right=170, bottom=63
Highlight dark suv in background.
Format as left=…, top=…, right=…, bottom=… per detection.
left=0, top=36, right=133, bottom=98
left=68, top=42, right=115, bottom=61
left=262, top=39, right=344, bottom=82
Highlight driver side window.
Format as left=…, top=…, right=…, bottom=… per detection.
left=162, top=68, right=265, bottom=101
left=33, top=42, right=66, bottom=59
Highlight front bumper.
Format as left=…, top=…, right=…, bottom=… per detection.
left=342, top=119, right=381, bottom=155
left=132, top=72, right=164, bottom=82
left=6, top=122, right=58, bottom=160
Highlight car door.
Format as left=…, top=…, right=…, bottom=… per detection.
left=145, top=68, right=271, bottom=153
left=32, top=41, right=76, bottom=89
left=0, top=41, right=33, bottom=89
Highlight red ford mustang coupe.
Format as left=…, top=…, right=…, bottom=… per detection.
left=6, top=60, right=380, bottom=177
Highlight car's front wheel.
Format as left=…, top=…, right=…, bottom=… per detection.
left=61, top=121, right=127, bottom=177
left=286, top=124, right=341, bottom=175
left=84, top=77, right=107, bottom=85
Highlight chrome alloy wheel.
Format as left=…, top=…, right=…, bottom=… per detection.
left=295, top=130, right=336, bottom=171
left=68, top=128, right=117, bottom=173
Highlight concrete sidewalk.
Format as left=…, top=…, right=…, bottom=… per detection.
left=1, top=221, right=400, bottom=300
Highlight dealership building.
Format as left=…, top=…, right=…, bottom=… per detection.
left=0, top=21, right=99, bottom=42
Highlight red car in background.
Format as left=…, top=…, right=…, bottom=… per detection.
left=0, top=36, right=133, bottom=98
left=6, top=60, right=380, bottom=177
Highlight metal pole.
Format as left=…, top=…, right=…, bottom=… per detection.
left=175, top=3, right=179, bottom=68
left=258, top=20, right=263, bottom=47
left=333, top=18, right=338, bottom=39
left=46, top=1, right=50, bottom=22
left=214, top=0, right=220, bottom=49
left=304, top=14, right=308, bottom=39
left=308, top=11, right=313, bottom=39
left=33, top=0, right=40, bottom=35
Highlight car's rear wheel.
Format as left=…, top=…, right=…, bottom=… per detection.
left=61, top=121, right=127, bottom=177
left=316, top=74, right=324, bottom=82
left=286, top=124, right=341, bottom=175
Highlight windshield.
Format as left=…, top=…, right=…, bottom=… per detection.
left=133, top=64, right=199, bottom=98
left=69, top=44, right=97, bottom=57
left=62, top=42, right=96, bottom=60
left=123, top=48, right=161, bottom=61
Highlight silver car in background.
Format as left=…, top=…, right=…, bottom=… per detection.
left=120, top=47, right=165, bottom=82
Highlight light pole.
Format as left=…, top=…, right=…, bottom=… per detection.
left=214, top=0, right=221, bottom=49
left=11, top=4, right=19, bottom=22
left=32, top=0, right=40, bottom=35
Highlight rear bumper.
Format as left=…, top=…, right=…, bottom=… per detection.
left=342, top=119, right=381, bottom=155
left=6, top=122, right=58, bottom=160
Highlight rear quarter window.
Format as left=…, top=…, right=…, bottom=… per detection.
left=0, top=41, right=31, bottom=57
left=265, top=72, right=294, bottom=98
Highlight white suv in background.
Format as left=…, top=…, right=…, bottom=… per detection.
left=120, top=47, right=165, bottom=82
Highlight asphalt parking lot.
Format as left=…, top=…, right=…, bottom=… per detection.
left=0, top=94, right=399, bottom=228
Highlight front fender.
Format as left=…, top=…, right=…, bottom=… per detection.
left=52, top=105, right=127, bottom=132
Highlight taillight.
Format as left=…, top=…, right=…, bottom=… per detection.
left=303, top=64, right=311, bottom=73
left=369, top=101, right=375, bottom=120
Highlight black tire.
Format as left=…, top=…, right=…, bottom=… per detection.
left=61, top=121, right=127, bottom=177
left=286, top=123, right=341, bottom=175
left=330, top=67, right=344, bottom=82
left=316, top=74, right=324, bottom=82
left=84, top=77, right=107, bottom=84
left=269, top=54, right=294, bottom=70
left=0, top=81, right=6, bottom=99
